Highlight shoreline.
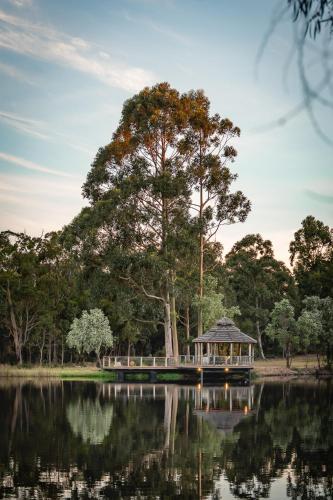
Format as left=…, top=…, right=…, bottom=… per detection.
left=0, top=362, right=331, bottom=382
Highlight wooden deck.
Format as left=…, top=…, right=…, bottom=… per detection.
left=102, top=356, right=254, bottom=383
left=102, top=355, right=254, bottom=369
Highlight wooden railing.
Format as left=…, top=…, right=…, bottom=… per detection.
left=102, top=355, right=254, bottom=369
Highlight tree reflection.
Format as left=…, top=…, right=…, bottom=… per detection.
left=0, top=380, right=331, bottom=499
left=66, top=397, right=113, bottom=445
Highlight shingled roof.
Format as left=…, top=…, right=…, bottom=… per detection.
left=193, top=317, right=257, bottom=344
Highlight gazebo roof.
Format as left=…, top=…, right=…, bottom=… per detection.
left=193, top=317, right=257, bottom=344
left=193, top=410, right=253, bottom=434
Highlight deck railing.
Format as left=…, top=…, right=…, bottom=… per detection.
left=102, top=355, right=254, bottom=369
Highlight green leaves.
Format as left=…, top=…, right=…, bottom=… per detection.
left=67, top=309, right=113, bottom=361
left=226, top=234, right=296, bottom=357
left=193, top=275, right=240, bottom=330
left=266, top=298, right=299, bottom=366
left=289, top=216, right=333, bottom=298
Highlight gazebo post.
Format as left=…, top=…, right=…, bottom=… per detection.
left=192, top=317, right=257, bottom=368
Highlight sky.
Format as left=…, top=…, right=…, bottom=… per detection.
left=0, top=0, right=332, bottom=264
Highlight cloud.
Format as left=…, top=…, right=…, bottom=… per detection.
left=0, top=172, right=80, bottom=196
left=305, top=189, right=333, bottom=205
left=0, top=9, right=156, bottom=92
left=0, top=109, right=94, bottom=154
left=9, top=0, right=33, bottom=7
left=0, top=151, right=78, bottom=178
left=0, top=171, right=86, bottom=235
left=0, top=110, right=50, bottom=139
left=124, top=12, right=192, bottom=47
left=0, top=61, right=36, bottom=85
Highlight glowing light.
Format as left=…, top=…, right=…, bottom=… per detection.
left=197, top=383, right=201, bottom=390
left=197, top=367, right=202, bottom=372
left=224, top=383, right=229, bottom=390
left=244, top=405, right=248, bottom=415
left=224, top=367, right=229, bottom=373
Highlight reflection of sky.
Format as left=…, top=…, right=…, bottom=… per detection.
left=0, top=0, right=332, bottom=263
left=212, top=470, right=324, bottom=500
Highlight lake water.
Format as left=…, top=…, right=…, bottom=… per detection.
left=0, top=379, right=332, bottom=499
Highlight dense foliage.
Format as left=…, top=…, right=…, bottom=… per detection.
left=0, top=84, right=332, bottom=366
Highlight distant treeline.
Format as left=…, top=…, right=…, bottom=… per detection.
left=0, top=84, right=332, bottom=367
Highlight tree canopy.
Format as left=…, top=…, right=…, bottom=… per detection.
left=0, top=85, right=332, bottom=368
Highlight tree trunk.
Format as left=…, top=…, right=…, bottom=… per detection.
left=40, top=331, right=46, bottom=365
left=286, top=345, right=291, bottom=368
left=48, top=337, right=52, bottom=365
left=61, top=338, right=64, bottom=366
left=170, top=273, right=179, bottom=358
left=164, top=292, right=173, bottom=358
left=198, top=179, right=204, bottom=338
left=185, top=305, right=190, bottom=356
left=18, top=346, right=23, bottom=365
left=255, top=297, right=265, bottom=359
left=6, top=283, right=22, bottom=364
left=53, top=340, right=57, bottom=365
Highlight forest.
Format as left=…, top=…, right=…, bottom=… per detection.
left=0, top=83, right=332, bottom=367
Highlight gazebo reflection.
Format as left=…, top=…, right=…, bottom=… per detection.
left=194, top=384, right=255, bottom=434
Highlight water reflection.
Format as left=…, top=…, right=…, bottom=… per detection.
left=66, top=394, right=113, bottom=445
left=0, top=379, right=331, bottom=499
left=194, top=385, right=254, bottom=435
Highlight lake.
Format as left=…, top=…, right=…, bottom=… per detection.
left=0, top=379, right=332, bottom=499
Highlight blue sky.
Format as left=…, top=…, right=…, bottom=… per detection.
left=0, top=0, right=332, bottom=264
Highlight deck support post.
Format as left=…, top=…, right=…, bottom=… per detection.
left=140, top=357, right=143, bottom=367
left=230, top=343, right=233, bottom=363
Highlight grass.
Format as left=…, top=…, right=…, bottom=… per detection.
left=253, top=355, right=321, bottom=377
left=124, top=373, right=150, bottom=381
left=0, top=364, right=115, bottom=380
left=156, top=372, right=184, bottom=381
left=254, top=355, right=319, bottom=369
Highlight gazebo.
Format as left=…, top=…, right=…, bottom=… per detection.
left=193, top=317, right=257, bottom=365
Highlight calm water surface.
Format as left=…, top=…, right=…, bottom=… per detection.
left=0, top=379, right=332, bottom=499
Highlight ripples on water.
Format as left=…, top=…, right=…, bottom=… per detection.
left=0, top=379, right=332, bottom=499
